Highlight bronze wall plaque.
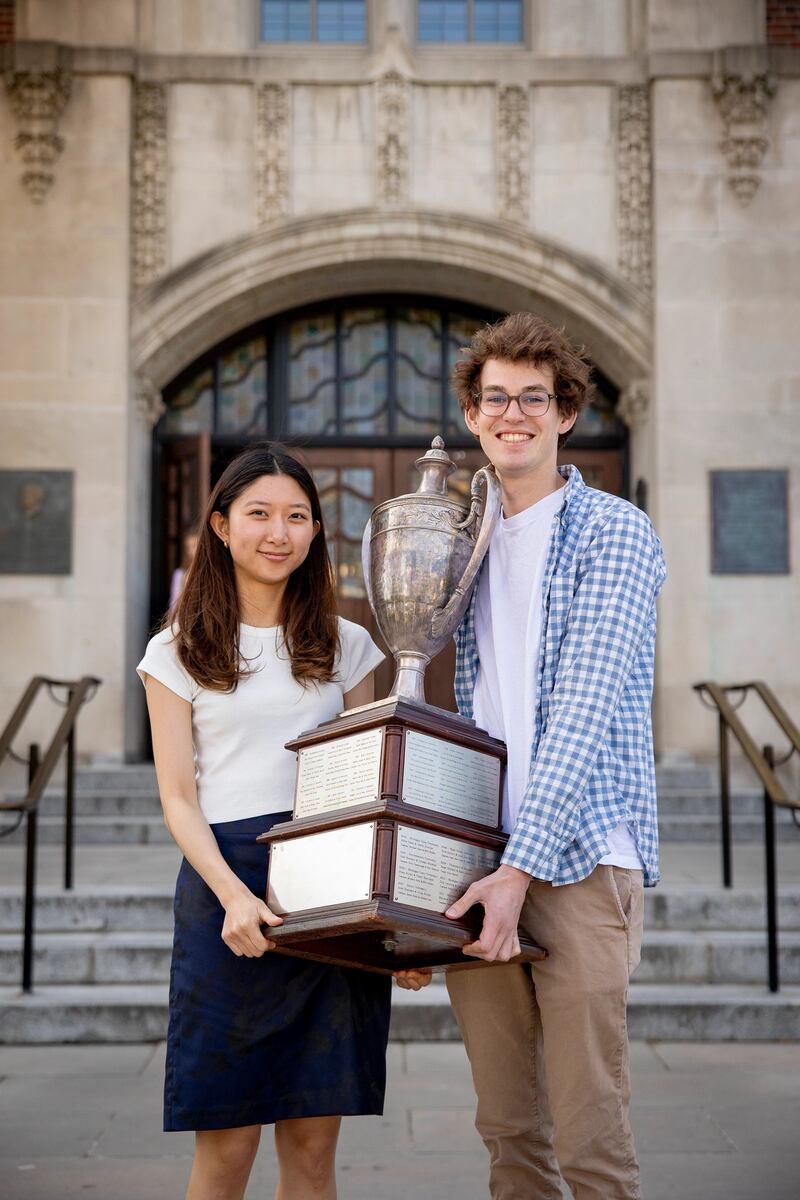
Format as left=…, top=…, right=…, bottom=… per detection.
left=294, top=727, right=383, bottom=817
left=711, top=469, right=789, bottom=575
left=402, top=729, right=500, bottom=827
left=0, top=470, right=73, bottom=575
left=392, top=825, right=500, bottom=911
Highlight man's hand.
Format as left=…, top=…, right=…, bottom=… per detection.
left=394, top=969, right=433, bottom=991
left=445, top=865, right=531, bottom=962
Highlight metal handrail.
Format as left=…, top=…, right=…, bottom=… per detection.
left=694, top=680, right=799, bottom=993
left=0, top=674, right=101, bottom=991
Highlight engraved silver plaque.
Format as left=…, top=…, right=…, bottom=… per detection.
left=268, top=822, right=377, bottom=914
left=392, top=826, right=500, bottom=912
left=402, top=730, right=500, bottom=827
left=294, top=727, right=384, bottom=818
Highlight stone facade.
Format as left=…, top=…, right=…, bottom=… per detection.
left=1, top=1, right=798, bottom=762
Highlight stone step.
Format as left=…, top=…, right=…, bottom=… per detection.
left=1, top=885, right=798, bottom=934
left=2, top=810, right=797, bottom=846
left=11, top=788, right=769, bottom=819
left=1, top=981, right=798, bottom=1044
left=1, top=928, right=798, bottom=987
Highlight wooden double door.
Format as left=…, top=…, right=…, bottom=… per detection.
left=159, top=440, right=624, bottom=713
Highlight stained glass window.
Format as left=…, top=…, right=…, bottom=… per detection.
left=445, top=311, right=484, bottom=437
left=261, top=0, right=365, bottom=42
left=314, top=466, right=373, bottom=598
left=395, top=308, right=443, bottom=435
left=217, top=337, right=267, bottom=436
left=418, top=0, right=521, bottom=42
left=163, top=367, right=214, bottom=435
left=288, top=314, right=337, bottom=436
left=341, top=308, right=390, bottom=436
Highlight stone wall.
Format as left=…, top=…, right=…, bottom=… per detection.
left=1, top=2, right=798, bottom=761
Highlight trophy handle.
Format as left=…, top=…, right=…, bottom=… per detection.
left=430, top=466, right=501, bottom=641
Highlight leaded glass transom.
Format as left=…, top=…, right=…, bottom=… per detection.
left=315, top=466, right=373, bottom=598
left=159, top=296, right=622, bottom=450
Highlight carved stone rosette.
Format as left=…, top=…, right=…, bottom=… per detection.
left=617, top=378, right=649, bottom=432
left=256, top=82, right=290, bottom=225
left=711, top=73, right=776, bottom=206
left=4, top=69, right=72, bottom=202
left=131, top=82, right=168, bottom=289
left=496, top=85, right=530, bottom=223
left=376, top=71, right=410, bottom=208
left=617, top=85, right=652, bottom=292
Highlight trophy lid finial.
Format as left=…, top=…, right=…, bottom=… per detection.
left=414, top=436, right=455, bottom=495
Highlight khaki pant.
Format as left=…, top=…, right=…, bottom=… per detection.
left=446, top=865, right=644, bottom=1200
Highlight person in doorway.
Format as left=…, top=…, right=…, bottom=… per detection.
left=168, top=528, right=199, bottom=612
left=137, top=445, right=391, bottom=1200
left=398, top=312, right=666, bottom=1199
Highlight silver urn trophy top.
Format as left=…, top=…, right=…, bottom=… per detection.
left=366, top=436, right=501, bottom=708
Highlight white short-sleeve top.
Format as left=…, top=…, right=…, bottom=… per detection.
left=136, top=619, right=384, bottom=824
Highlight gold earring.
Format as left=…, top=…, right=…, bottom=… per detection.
left=223, top=540, right=229, bottom=550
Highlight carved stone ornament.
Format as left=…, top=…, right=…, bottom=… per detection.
left=135, top=373, right=166, bottom=429
left=131, top=82, right=168, bottom=289
left=256, top=83, right=290, bottom=225
left=4, top=69, right=72, bottom=202
left=497, top=85, right=529, bottom=223
left=376, top=70, right=410, bottom=207
left=711, top=72, right=776, bottom=205
left=617, top=85, right=652, bottom=291
left=617, top=378, right=649, bottom=432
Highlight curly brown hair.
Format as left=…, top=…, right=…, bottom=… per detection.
left=166, top=445, right=339, bottom=692
left=451, top=312, right=593, bottom=449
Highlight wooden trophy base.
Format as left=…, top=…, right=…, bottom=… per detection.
left=258, top=698, right=547, bottom=974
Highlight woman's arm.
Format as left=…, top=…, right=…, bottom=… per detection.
left=144, top=676, right=282, bottom=957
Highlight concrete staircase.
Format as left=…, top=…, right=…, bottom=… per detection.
left=2, top=763, right=798, bottom=845
left=0, top=763, right=799, bottom=1042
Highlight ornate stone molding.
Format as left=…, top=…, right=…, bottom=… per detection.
left=131, top=82, right=168, bottom=289
left=617, top=378, right=649, bottom=431
left=711, top=72, right=776, bottom=205
left=375, top=70, right=410, bottom=207
left=135, top=372, right=166, bottom=429
left=256, top=82, right=290, bottom=225
left=497, top=85, right=529, bottom=223
left=617, top=85, right=652, bottom=292
left=4, top=68, right=72, bottom=202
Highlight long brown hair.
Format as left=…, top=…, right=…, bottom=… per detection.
left=168, top=445, right=339, bottom=691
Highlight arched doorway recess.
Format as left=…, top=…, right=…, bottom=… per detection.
left=135, top=213, right=650, bottom=710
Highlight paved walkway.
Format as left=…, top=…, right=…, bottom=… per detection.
left=1, top=1038, right=798, bottom=1199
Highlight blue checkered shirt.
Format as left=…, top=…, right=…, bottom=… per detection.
left=455, top=465, right=666, bottom=887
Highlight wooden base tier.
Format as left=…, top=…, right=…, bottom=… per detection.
left=263, top=898, right=546, bottom=975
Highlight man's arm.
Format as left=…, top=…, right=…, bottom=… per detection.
left=447, top=506, right=666, bottom=960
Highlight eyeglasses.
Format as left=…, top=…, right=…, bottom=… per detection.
left=474, top=387, right=556, bottom=418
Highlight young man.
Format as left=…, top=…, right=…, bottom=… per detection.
left=402, top=313, right=665, bottom=1200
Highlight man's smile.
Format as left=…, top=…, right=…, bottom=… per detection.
left=496, top=431, right=535, bottom=442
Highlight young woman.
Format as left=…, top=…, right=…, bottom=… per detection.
left=137, top=445, right=392, bottom=1200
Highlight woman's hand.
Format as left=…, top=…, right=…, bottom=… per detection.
left=221, top=890, right=283, bottom=958
left=394, top=968, right=433, bottom=991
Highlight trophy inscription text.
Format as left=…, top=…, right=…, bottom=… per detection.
left=402, top=730, right=500, bottom=827
left=294, top=728, right=384, bottom=818
left=392, top=826, right=500, bottom=912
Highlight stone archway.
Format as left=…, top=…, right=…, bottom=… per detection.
left=131, top=209, right=652, bottom=395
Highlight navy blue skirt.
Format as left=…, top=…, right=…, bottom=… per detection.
left=164, top=812, right=392, bottom=1132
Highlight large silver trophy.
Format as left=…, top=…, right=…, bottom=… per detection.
left=367, top=435, right=499, bottom=705
left=258, top=438, right=546, bottom=973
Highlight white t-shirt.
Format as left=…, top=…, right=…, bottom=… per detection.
left=473, top=486, right=643, bottom=871
left=137, top=618, right=384, bottom=824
